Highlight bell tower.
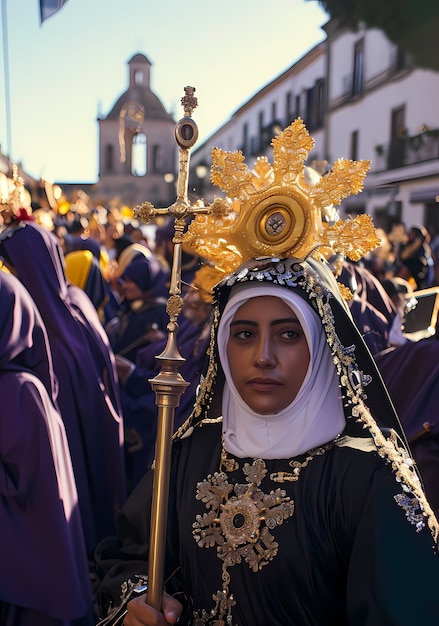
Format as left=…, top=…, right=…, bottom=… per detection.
left=97, top=53, right=176, bottom=207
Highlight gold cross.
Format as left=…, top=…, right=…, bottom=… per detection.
left=134, top=85, right=214, bottom=324
left=132, top=87, right=226, bottom=611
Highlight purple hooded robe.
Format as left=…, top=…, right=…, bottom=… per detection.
left=375, top=337, right=439, bottom=518
left=0, top=223, right=126, bottom=556
left=0, top=271, right=94, bottom=625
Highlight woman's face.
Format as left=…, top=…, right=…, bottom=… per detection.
left=120, top=277, right=143, bottom=301
left=226, top=296, right=310, bottom=414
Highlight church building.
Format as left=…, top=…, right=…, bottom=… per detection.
left=96, top=53, right=177, bottom=208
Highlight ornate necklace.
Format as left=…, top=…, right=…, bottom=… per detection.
left=191, top=437, right=337, bottom=625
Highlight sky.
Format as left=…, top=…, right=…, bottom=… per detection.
left=0, top=0, right=329, bottom=183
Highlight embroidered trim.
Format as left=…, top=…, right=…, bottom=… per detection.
left=335, top=435, right=377, bottom=453
left=97, top=575, right=148, bottom=626
left=271, top=439, right=337, bottom=483
left=394, top=493, right=426, bottom=532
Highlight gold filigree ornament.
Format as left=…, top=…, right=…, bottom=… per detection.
left=192, top=457, right=294, bottom=569
left=183, top=118, right=381, bottom=299
left=192, top=456, right=294, bottom=625
left=191, top=438, right=337, bottom=624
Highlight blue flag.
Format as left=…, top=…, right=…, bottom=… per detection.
left=40, top=0, right=69, bottom=23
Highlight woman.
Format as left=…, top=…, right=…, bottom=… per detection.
left=0, top=271, right=94, bottom=625
left=95, top=257, right=439, bottom=625
left=94, top=119, right=439, bottom=624
left=105, top=255, right=169, bottom=363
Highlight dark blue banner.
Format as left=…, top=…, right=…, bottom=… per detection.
left=40, top=0, right=69, bottom=23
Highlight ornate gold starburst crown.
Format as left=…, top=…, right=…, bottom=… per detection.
left=183, top=118, right=380, bottom=299
left=0, top=165, right=32, bottom=220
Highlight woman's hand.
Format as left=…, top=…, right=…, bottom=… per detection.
left=123, top=591, right=183, bottom=625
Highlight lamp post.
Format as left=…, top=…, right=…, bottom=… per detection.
left=195, top=162, right=209, bottom=199
left=163, top=172, right=176, bottom=204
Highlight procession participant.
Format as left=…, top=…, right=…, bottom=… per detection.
left=0, top=220, right=126, bottom=563
left=65, top=248, right=109, bottom=320
left=115, top=267, right=216, bottom=492
left=105, top=255, right=169, bottom=363
left=375, top=336, right=439, bottom=518
left=95, top=119, right=439, bottom=626
left=0, top=271, right=94, bottom=625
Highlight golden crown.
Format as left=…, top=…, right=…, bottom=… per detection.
left=0, top=165, right=30, bottom=216
left=183, top=118, right=380, bottom=298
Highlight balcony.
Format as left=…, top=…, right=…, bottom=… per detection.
left=373, top=128, right=439, bottom=172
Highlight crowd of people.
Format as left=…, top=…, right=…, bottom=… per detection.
left=1, top=155, right=439, bottom=624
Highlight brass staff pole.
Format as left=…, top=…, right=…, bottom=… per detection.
left=134, top=86, right=202, bottom=611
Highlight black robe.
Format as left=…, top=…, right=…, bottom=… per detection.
left=95, top=420, right=439, bottom=625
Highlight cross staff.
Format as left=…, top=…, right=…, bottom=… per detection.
left=133, top=86, right=219, bottom=612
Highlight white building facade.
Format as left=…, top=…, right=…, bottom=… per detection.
left=190, top=19, right=439, bottom=234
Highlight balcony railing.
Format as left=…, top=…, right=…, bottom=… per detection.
left=373, top=129, right=439, bottom=171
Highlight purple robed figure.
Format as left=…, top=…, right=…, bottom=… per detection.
left=115, top=280, right=213, bottom=492
left=0, top=222, right=126, bottom=557
left=339, top=261, right=396, bottom=355
left=375, top=337, right=439, bottom=518
left=341, top=261, right=396, bottom=324
left=0, top=271, right=94, bottom=625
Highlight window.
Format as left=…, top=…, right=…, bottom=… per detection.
left=242, top=122, right=249, bottom=154
left=393, top=46, right=409, bottom=73
left=314, top=80, right=325, bottom=128
left=286, top=91, right=293, bottom=123
left=295, top=94, right=301, bottom=118
left=258, top=111, right=264, bottom=152
left=306, top=87, right=314, bottom=128
left=350, top=130, right=359, bottom=161
left=388, top=106, right=406, bottom=169
left=152, top=144, right=161, bottom=172
left=105, top=144, right=114, bottom=172
left=353, top=40, right=364, bottom=96
left=131, top=133, right=147, bottom=176
left=305, top=80, right=325, bottom=130
left=134, top=70, right=144, bottom=85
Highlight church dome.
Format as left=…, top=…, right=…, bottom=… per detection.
left=105, top=53, right=174, bottom=122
